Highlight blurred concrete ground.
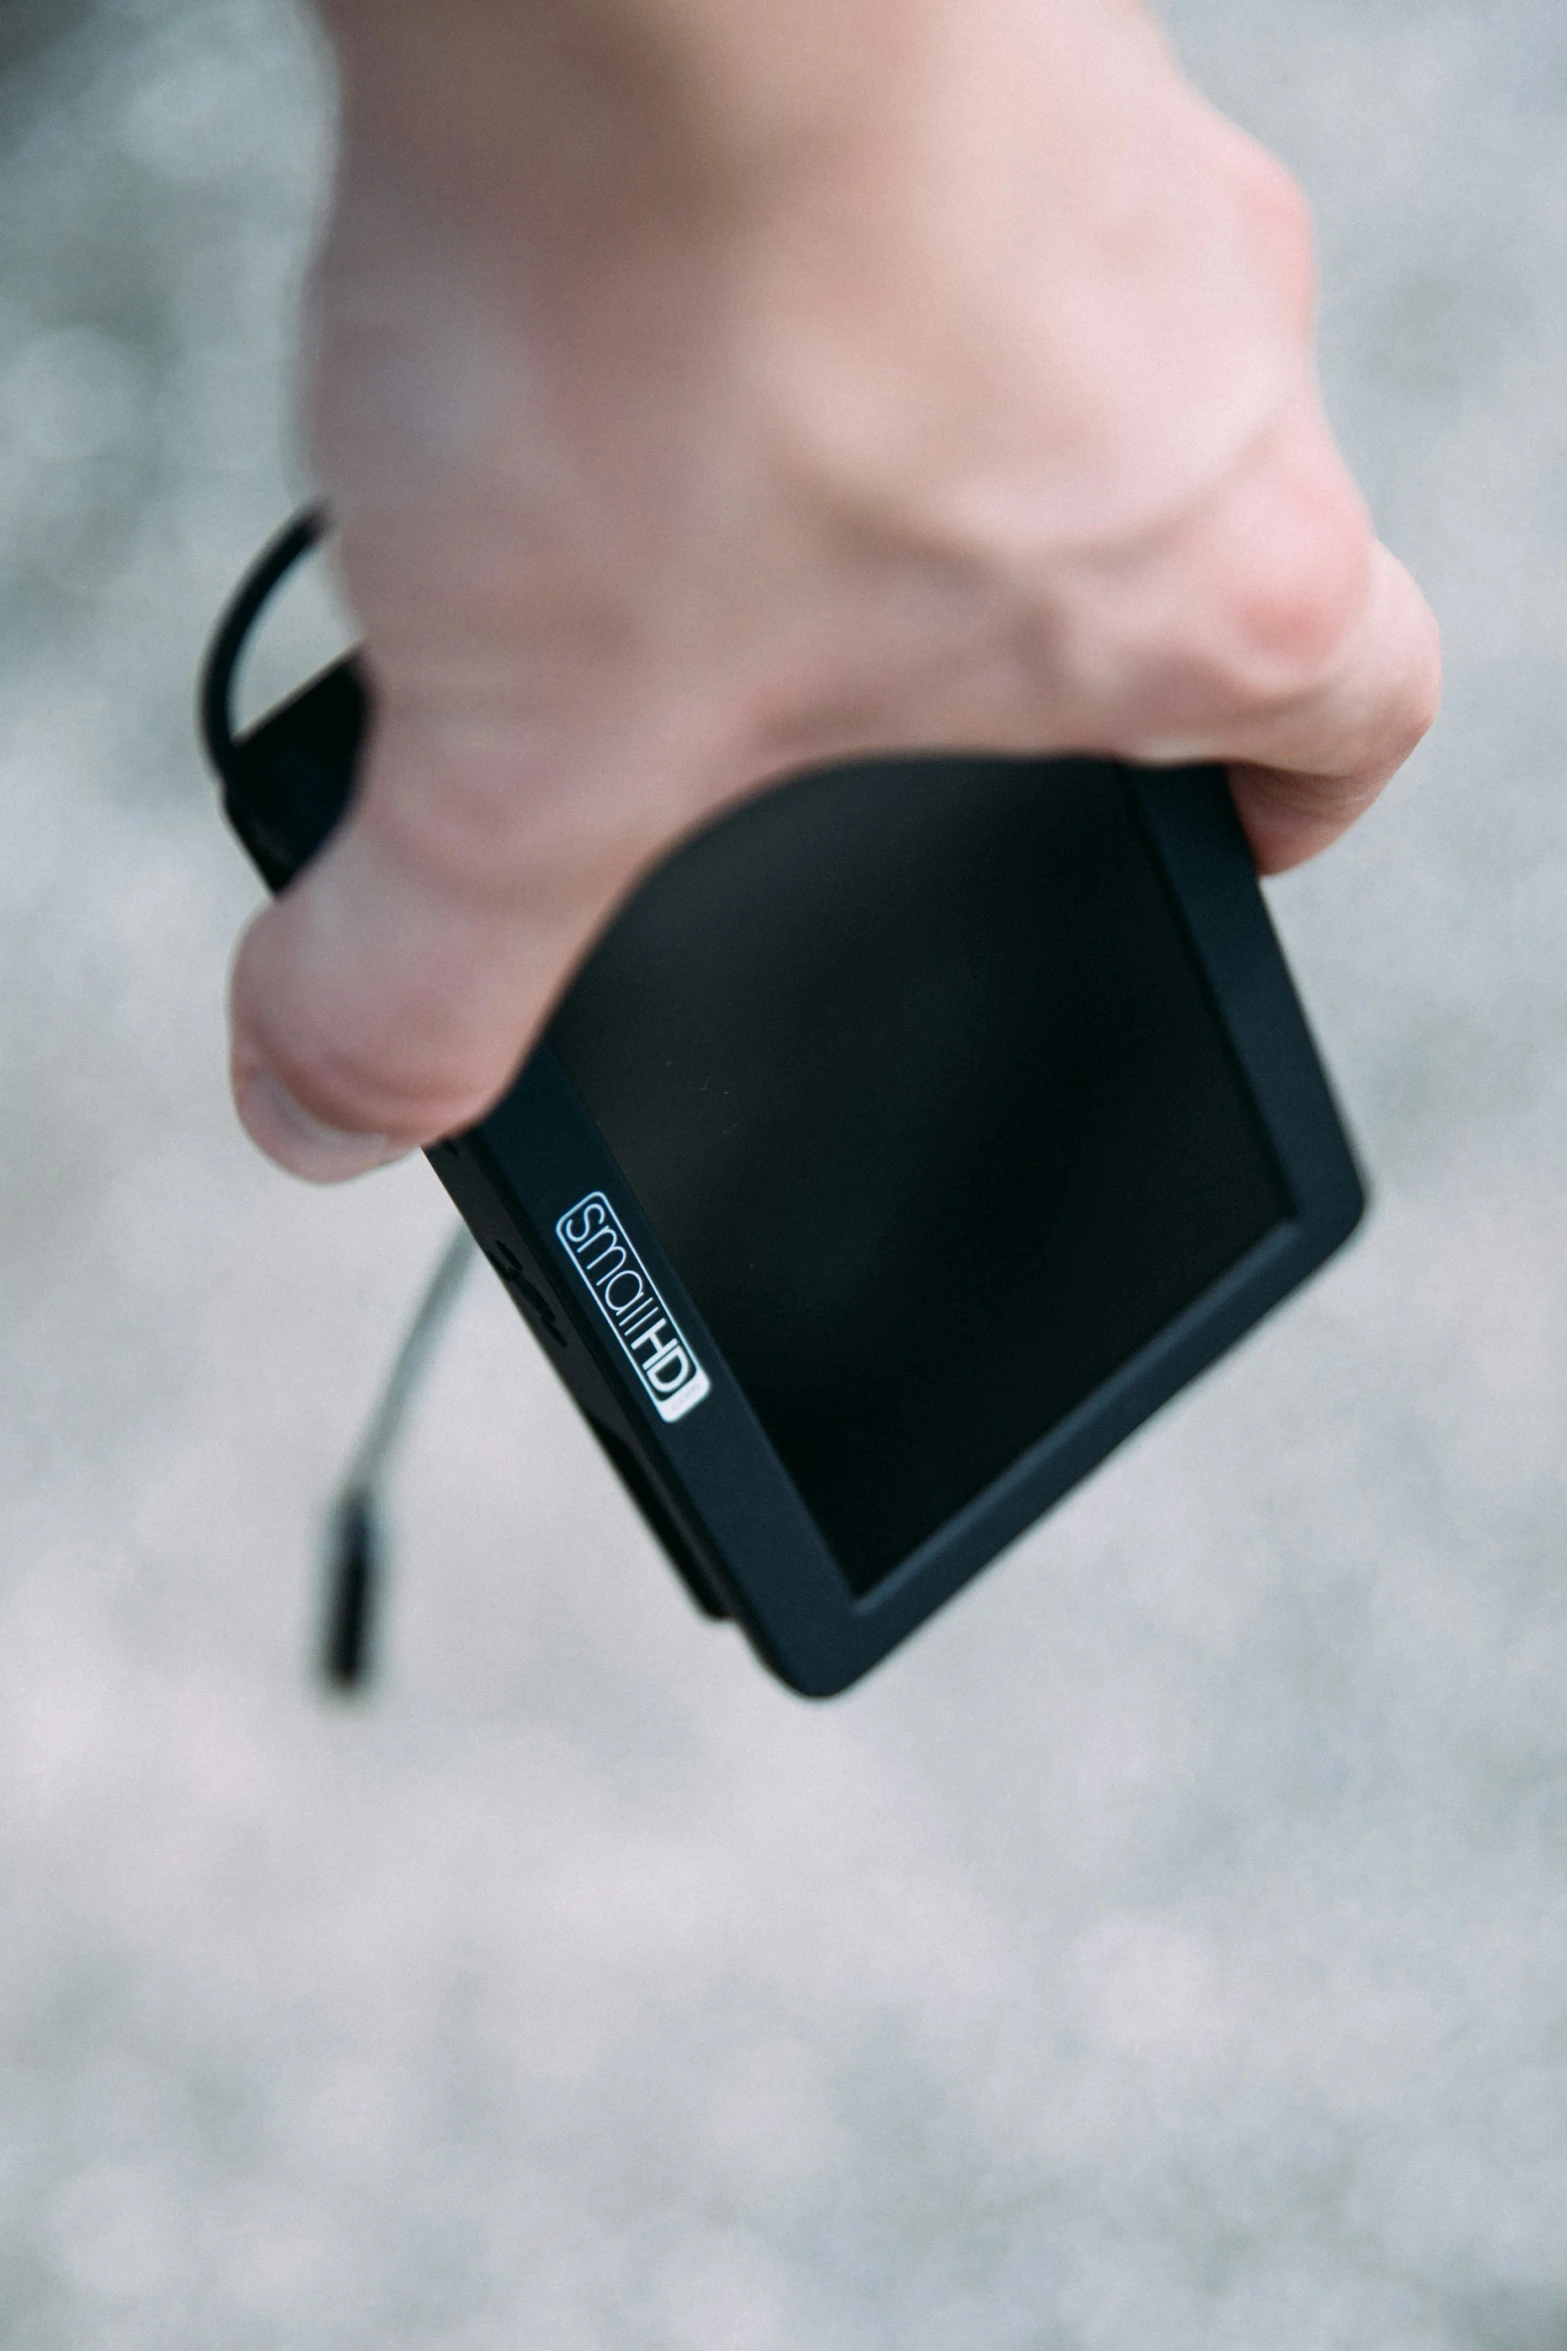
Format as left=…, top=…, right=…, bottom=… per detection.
left=2, top=0, right=1567, bottom=2344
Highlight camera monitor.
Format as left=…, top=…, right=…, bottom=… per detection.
left=206, top=518, right=1365, bottom=1696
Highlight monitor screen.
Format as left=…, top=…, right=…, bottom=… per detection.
left=548, top=755, right=1292, bottom=1595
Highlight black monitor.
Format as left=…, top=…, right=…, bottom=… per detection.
left=207, top=519, right=1365, bottom=1696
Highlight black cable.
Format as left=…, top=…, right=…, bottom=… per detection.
left=198, top=504, right=475, bottom=1696
left=324, top=1490, right=379, bottom=1688
left=199, top=504, right=326, bottom=784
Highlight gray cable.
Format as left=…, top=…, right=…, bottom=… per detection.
left=342, top=1223, right=476, bottom=1497
left=324, top=1223, right=476, bottom=1689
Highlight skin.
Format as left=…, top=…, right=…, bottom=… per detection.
left=231, top=0, right=1441, bottom=1181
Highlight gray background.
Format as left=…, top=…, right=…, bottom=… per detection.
left=2, top=1, right=1565, bottom=2343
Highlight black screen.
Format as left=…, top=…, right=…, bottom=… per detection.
left=548, top=757, right=1291, bottom=1595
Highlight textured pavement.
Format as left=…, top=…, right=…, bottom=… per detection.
left=3, top=2, right=1567, bottom=2344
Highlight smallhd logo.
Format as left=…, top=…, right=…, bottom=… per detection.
left=555, top=1192, right=711, bottom=1423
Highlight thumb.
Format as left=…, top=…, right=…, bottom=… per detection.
left=229, top=694, right=658, bottom=1182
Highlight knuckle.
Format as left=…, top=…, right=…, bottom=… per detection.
left=1217, top=511, right=1366, bottom=693
left=264, top=1011, right=490, bottom=1143
left=1060, top=395, right=1379, bottom=738
left=1221, top=133, right=1318, bottom=315
left=363, top=685, right=657, bottom=910
left=1181, top=460, right=1373, bottom=713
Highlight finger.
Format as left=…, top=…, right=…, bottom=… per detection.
left=1106, top=402, right=1441, bottom=871
left=229, top=688, right=668, bottom=1181
left=1219, top=541, right=1441, bottom=872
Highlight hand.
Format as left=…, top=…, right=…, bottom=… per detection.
left=231, top=0, right=1439, bottom=1180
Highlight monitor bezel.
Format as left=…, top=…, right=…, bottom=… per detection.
left=430, top=760, right=1363, bottom=1696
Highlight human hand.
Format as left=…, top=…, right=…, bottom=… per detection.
left=231, top=0, right=1439, bottom=1180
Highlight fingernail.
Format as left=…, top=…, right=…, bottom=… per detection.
left=236, top=1069, right=411, bottom=1183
